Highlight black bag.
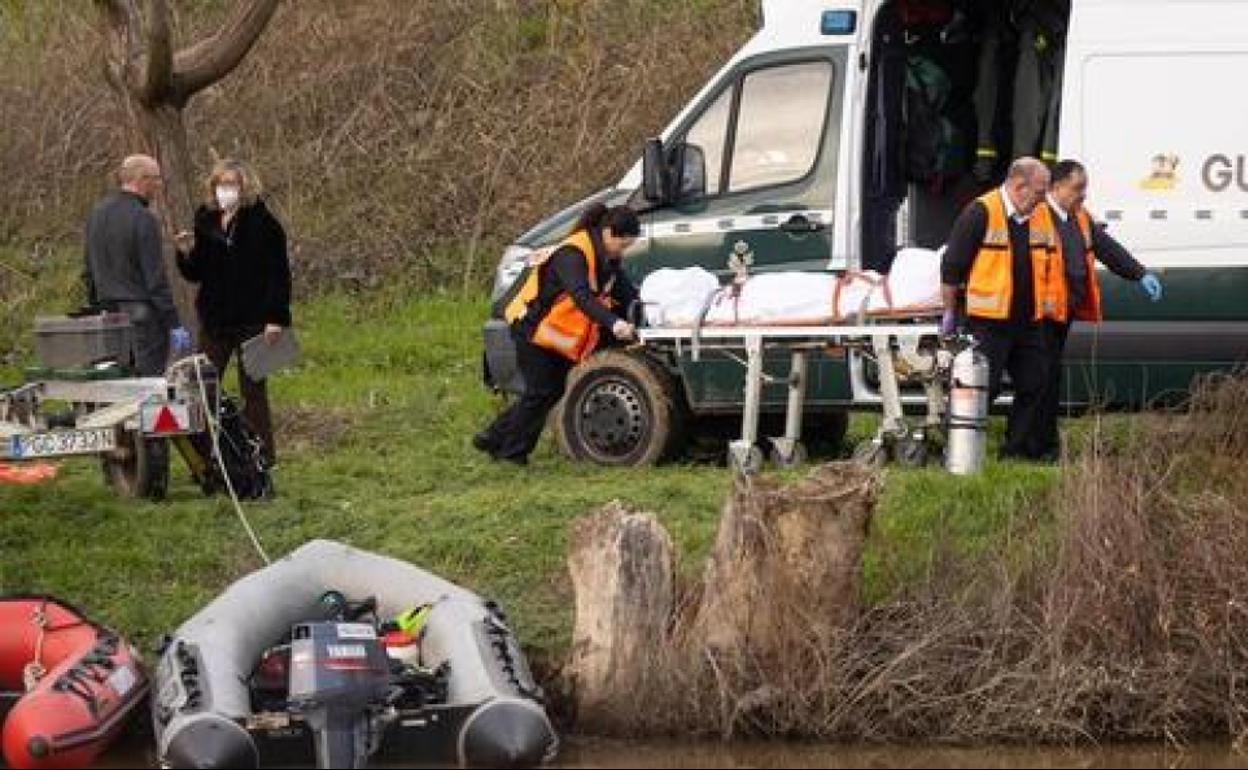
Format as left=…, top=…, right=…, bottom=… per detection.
left=186, top=395, right=272, bottom=500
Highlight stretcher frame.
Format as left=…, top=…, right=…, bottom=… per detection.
left=638, top=320, right=948, bottom=474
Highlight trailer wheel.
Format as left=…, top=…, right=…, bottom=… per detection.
left=555, top=350, right=686, bottom=466
left=102, top=431, right=169, bottom=501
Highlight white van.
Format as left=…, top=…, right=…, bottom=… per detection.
left=484, top=0, right=1248, bottom=465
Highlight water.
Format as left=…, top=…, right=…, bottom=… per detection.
left=94, top=734, right=1248, bottom=768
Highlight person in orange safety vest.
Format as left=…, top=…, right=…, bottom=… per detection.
left=1035, top=159, right=1161, bottom=460
left=474, top=203, right=641, bottom=465
left=940, top=156, right=1059, bottom=460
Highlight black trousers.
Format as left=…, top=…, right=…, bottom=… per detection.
left=968, top=318, right=1052, bottom=460
left=200, top=325, right=276, bottom=465
left=1036, top=320, right=1071, bottom=459
left=115, top=300, right=169, bottom=376
left=480, top=331, right=572, bottom=461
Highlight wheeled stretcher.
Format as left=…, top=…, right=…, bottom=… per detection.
left=637, top=319, right=948, bottom=475
left=634, top=241, right=952, bottom=473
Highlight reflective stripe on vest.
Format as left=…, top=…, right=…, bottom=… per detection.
left=1029, top=203, right=1066, bottom=321
left=1071, top=208, right=1103, bottom=322
left=965, top=191, right=1065, bottom=322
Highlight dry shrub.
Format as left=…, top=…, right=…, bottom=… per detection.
left=579, top=374, right=1248, bottom=746
left=272, top=405, right=357, bottom=452
left=0, top=2, right=126, bottom=243
left=0, top=0, right=755, bottom=293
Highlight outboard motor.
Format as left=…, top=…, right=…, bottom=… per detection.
left=287, top=621, right=391, bottom=769
left=945, top=342, right=990, bottom=475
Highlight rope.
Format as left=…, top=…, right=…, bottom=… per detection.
left=21, top=599, right=48, bottom=691
left=193, top=355, right=271, bottom=564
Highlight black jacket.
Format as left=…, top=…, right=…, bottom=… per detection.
left=519, top=229, right=638, bottom=337
left=176, top=199, right=292, bottom=331
left=1047, top=205, right=1145, bottom=313
left=84, top=190, right=180, bottom=330
left=941, top=199, right=1037, bottom=324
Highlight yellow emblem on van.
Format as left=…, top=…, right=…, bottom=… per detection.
left=1140, top=153, right=1180, bottom=190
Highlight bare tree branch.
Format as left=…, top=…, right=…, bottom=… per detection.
left=98, top=0, right=142, bottom=52
left=172, top=0, right=280, bottom=100
left=142, top=0, right=174, bottom=106
left=95, top=0, right=145, bottom=97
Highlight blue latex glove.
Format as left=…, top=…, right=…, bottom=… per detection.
left=170, top=326, right=193, bottom=355
left=939, top=307, right=959, bottom=336
left=1140, top=272, right=1163, bottom=302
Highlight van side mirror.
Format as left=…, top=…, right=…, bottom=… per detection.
left=643, top=138, right=667, bottom=204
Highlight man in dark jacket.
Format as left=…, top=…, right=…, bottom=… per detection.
left=474, top=204, right=640, bottom=466
left=84, top=154, right=186, bottom=375
left=941, top=157, right=1052, bottom=459
left=1037, top=159, right=1162, bottom=458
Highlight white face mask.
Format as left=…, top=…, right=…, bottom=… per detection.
left=215, top=185, right=241, bottom=211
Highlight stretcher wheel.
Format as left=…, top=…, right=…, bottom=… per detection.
left=851, top=438, right=887, bottom=467
left=555, top=349, right=687, bottom=466
left=894, top=434, right=930, bottom=467
left=730, top=444, right=764, bottom=476
left=698, top=411, right=849, bottom=455
left=101, top=430, right=169, bottom=501
left=769, top=440, right=807, bottom=468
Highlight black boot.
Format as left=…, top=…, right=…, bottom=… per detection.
left=472, top=431, right=498, bottom=455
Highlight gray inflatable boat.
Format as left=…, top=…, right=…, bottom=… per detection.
left=152, top=539, right=556, bottom=768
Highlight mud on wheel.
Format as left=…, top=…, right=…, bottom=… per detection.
left=554, top=349, right=687, bottom=466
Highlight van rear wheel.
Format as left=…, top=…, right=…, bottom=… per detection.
left=554, top=350, right=686, bottom=466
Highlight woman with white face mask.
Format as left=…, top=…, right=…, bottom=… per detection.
left=175, top=159, right=292, bottom=467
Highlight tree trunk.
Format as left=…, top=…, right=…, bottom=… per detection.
left=95, top=0, right=282, bottom=331
left=564, top=465, right=882, bottom=735
left=564, top=500, right=676, bottom=731
left=694, top=462, right=880, bottom=661
left=138, top=101, right=198, bottom=329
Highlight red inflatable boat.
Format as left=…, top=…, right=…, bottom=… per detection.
left=0, top=596, right=148, bottom=769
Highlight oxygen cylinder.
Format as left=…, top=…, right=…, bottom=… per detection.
left=945, top=345, right=990, bottom=475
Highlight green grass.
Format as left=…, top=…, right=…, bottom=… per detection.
left=0, top=286, right=1060, bottom=662
left=867, top=460, right=1058, bottom=604
left=0, top=244, right=84, bottom=383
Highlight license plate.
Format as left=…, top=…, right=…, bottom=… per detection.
left=10, top=428, right=116, bottom=459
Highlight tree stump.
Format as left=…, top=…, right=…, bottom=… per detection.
left=565, top=500, right=676, bottom=730
left=564, top=465, right=881, bottom=735
left=695, top=462, right=880, bottom=660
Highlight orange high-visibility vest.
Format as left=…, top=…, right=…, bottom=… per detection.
left=1067, top=207, right=1103, bottom=322
left=507, top=229, right=613, bottom=362
left=965, top=190, right=1065, bottom=322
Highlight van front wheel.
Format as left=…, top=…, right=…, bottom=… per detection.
left=555, top=350, right=685, bottom=466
